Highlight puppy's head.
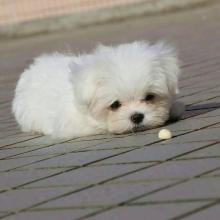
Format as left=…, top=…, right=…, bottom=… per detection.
left=73, top=41, right=180, bottom=134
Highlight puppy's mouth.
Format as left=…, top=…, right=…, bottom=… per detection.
left=132, top=125, right=146, bottom=133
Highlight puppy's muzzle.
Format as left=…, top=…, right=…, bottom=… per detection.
left=130, top=113, right=144, bottom=124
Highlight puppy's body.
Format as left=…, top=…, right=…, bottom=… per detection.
left=13, top=54, right=105, bottom=138
left=13, top=41, right=181, bottom=139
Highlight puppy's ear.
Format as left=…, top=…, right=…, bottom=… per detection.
left=169, top=101, right=185, bottom=121
left=154, top=42, right=180, bottom=96
left=69, top=61, right=100, bottom=107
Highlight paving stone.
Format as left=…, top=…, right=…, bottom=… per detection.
left=180, top=87, right=208, bottom=97
left=1, top=209, right=99, bottom=220
left=166, top=116, right=220, bottom=132
left=182, top=109, right=216, bottom=119
left=25, top=164, right=146, bottom=188
left=177, top=142, right=220, bottom=159
left=0, top=135, right=60, bottom=151
left=17, top=148, right=128, bottom=170
left=86, top=202, right=209, bottom=220
left=0, top=212, right=10, bottom=218
left=198, top=96, right=220, bottom=106
left=0, top=130, right=21, bottom=139
left=82, top=133, right=158, bottom=151
left=0, top=135, right=39, bottom=148
left=66, top=131, right=114, bottom=141
left=133, top=177, right=220, bottom=203
left=209, top=123, right=220, bottom=128
left=33, top=180, right=176, bottom=209
left=0, top=187, right=77, bottom=212
left=185, top=203, right=220, bottom=220
left=109, top=159, right=220, bottom=183
left=3, top=136, right=62, bottom=148
left=0, top=146, right=37, bottom=159
left=0, top=148, right=60, bottom=160
left=193, top=109, right=220, bottom=118
left=0, top=147, right=129, bottom=172
left=93, top=141, right=214, bottom=165
left=161, top=127, right=220, bottom=144
left=0, top=170, right=61, bottom=190
left=180, top=86, right=220, bottom=98
left=203, top=169, right=220, bottom=177
left=0, top=155, right=55, bottom=172
left=0, top=138, right=111, bottom=160
left=0, top=138, right=112, bottom=160
left=180, top=92, right=220, bottom=105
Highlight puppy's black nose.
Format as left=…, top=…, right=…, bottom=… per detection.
left=130, top=113, right=144, bottom=124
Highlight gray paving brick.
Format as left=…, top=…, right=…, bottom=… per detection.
left=161, top=127, right=220, bottom=144
left=203, top=169, right=220, bottom=177
left=1, top=209, right=99, bottom=220
left=0, top=135, right=39, bottom=148
left=198, top=96, right=220, bottom=106
left=180, top=91, right=220, bottom=105
left=86, top=202, right=209, bottom=220
left=0, top=146, right=37, bottom=159
left=0, top=155, right=54, bottom=172
left=25, top=164, right=146, bottom=188
left=0, top=147, right=129, bottom=172
left=0, top=212, right=10, bottom=218
left=166, top=116, right=220, bottom=132
left=0, top=130, right=20, bottom=139
left=92, top=141, right=214, bottom=165
left=180, top=87, right=209, bottom=97
left=180, top=86, right=220, bottom=98
left=0, top=138, right=110, bottom=160
left=132, top=177, right=220, bottom=203
left=0, top=137, right=60, bottom=159
left=36, top=139, right=113, bottom=154
left=180, top=81, right=219, bottom=95
left=193, top=109, right=220, bottom=118
left=177, top=142, right=220, bottom=159
left=182, top=109, right=215, bottom=119
left=0, top=187, right=77, bottom=212
left=0, top=136, right=59, bottom=152
left=33, top=180, right=176, bottom=209
left=0, top=170, right=60, bottom=190
left=185, top=203, right=220, bottom=220
left=209, top=123, right=220, bottom=128
left=82, top=133, right=158, bottom=151
left=16, top=148, right=127, bottom=170
left=109, top=159, right=220, bottom=183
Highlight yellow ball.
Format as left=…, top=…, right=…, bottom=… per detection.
left=158, top=129, right=172, bottom=140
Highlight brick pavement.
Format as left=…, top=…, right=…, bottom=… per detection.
left=0, top=0, right=142, bottom=26
left=0, top=2, right=220, bottom=220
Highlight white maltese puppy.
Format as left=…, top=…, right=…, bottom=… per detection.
left=13, top=41, right=182, bottom=139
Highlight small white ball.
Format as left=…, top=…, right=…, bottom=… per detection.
left=158, top=129, right=172, bottom=140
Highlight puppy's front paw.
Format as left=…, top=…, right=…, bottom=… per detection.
left=169, top=101, right=185, bottom=121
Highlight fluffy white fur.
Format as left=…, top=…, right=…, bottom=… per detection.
left=13, top=41, right=182, bottom=139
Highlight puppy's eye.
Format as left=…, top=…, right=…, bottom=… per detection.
left=144, top=94, right=155, bottom=102
left=110, top=100, right=121, bottom=110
